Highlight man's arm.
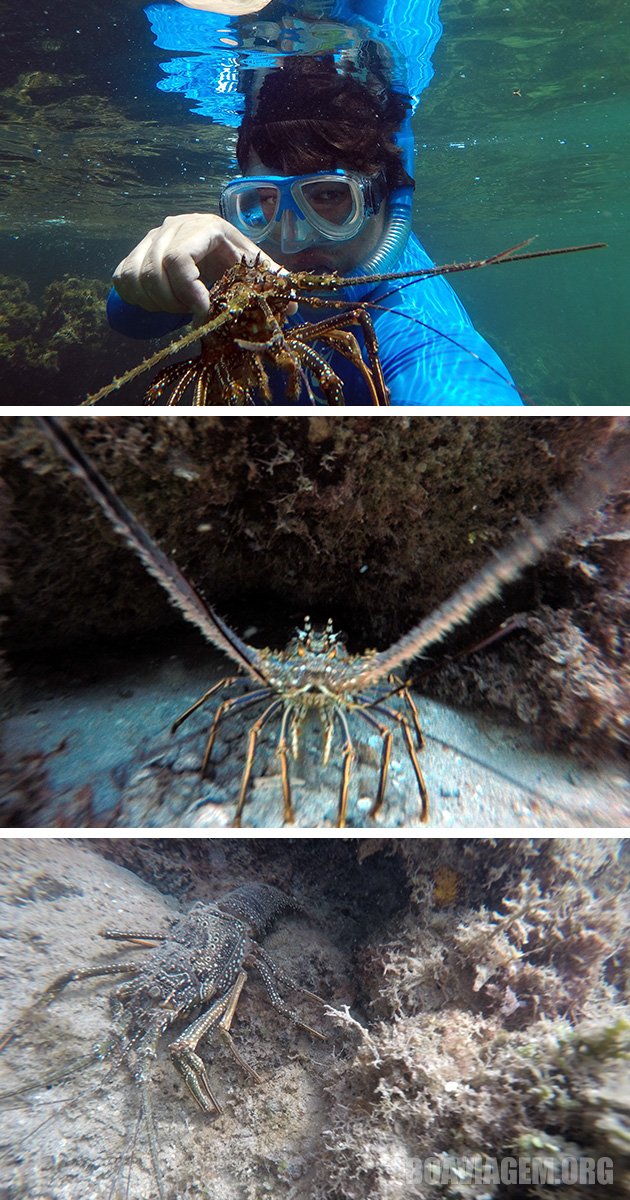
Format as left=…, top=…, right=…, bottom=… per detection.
left=380, top=315, right=523, bottom=407
left=106, top=288, right=191, bottom=339
left=367, top=237, right=522, bottom=407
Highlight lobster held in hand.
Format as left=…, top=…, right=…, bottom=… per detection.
left=82, top=240, right=605, bottom=407
left=87, top=257, right=391, bottom=407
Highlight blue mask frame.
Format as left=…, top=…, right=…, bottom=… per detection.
left=220, top=169, right=387, bottom=245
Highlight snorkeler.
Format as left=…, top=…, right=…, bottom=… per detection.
left=109, top=57, right=522, bottom=406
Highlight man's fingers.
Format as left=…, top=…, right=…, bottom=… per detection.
left=185, top=279, right=213, bottom=318
left=162, top=248, right=212, bottom=316
left=111, top=215, right=294, bottom=317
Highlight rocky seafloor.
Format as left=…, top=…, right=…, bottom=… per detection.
left=0, top=838, right=627, bottom=1199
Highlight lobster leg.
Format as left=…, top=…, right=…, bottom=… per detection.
left=0, top=962, right=141, bottom=1052
left=364, top=700, right=430, bottom=822
left=216, top=970, right=263, bottom=1082
left=333, top=708, right=356, bottom=828
left=201, top=689, right=274, bottom=776
left=251, top=948, right=326, bottom=1040
left=276, top=706, right=294, bottom=824
left=318, top=328, right=385, bottom=406
left=284, top=339, right=345, bottom=405
left=390, top=673, right=426, bottom=751
left=168, top=978, right=248, bottom=1113
left=144, top=360, right=194, bottom=405
left=233, top=700, right=284, bottom=826
left=171, top=677, right=242, bottom=733
left=291, top=307, right=389, bottom=405
left=350, top=706, right=394, bottom=815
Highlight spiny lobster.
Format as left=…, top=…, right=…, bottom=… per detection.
left=0, top=882, right=331, bottom=1200
left=35, top=416, right=626, bottom=827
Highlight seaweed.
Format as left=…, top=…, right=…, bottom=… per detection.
left=0, top=273, right=140, bottom=403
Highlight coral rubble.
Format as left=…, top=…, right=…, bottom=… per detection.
left=316, top=839, right=629, bottom=1200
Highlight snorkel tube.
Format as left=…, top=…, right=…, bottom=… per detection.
left=341, top=111, right=414, bottom=302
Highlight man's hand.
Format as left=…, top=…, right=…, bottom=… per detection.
left=112, top=214, right=285, bottom=318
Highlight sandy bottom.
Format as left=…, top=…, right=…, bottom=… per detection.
left=4, top=640, right=628, bottom=828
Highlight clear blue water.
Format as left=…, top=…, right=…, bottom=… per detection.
left=1, top=0, right=628, bottom=404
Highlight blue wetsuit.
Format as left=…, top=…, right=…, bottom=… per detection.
left=107, top=232, right=521, bottom=406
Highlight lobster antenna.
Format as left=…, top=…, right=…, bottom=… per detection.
left=81, top=308, right=231, bottom=406
left=37, top=417, right=268, bottom=683
left=346, top=440, right=627, bottom=690
left=338, top=240, right=606, bottom=288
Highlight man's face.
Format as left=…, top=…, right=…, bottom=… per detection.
left=243, top=155, right=387, bottom=275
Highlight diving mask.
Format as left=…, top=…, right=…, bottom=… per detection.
left=219, top=169, right=387, bottom=250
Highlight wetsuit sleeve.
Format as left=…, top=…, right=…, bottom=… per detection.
left=372, top=276, right=523, bottom=407
left=382, top=326, right=524, bottom=407
left=106, top=287, right=191, bottom=340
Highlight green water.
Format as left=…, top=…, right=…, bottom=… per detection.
left=415, top=0, right=629, bottom=404
left=1, top=0, right=628, bottom=404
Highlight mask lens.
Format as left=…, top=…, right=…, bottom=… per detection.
left=300, top=179, right=356, bottom=226
left=234, top=184, right=279, bottom=235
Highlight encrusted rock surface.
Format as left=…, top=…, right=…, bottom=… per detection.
left=0, top=839, right=627, bottom=1199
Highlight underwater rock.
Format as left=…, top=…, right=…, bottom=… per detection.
left=315, top=838, right=629, bottom=1200
left=0, top=273, right=140, bottom=403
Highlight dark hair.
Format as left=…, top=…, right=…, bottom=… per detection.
left=236, top=55, right=414, bottom=191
